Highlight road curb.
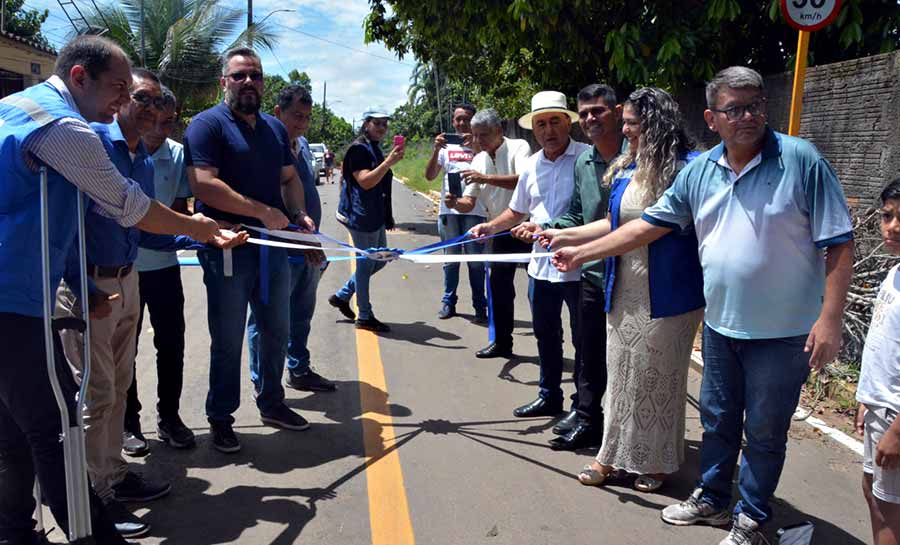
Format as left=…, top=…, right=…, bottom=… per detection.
left=690, top=351, right=863, bottom=456
left=394, top=176, right=440, bottom=205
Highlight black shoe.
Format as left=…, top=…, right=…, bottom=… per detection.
left=329, top=294, right=356, bottom=320
left=157, top=416, right=196, bottom=449
left=552, top=410, right=579, bottom=435
left=210, top=420, right=241, bottom=453
left=112, top=471, right=171, bottom=503
left=437, top=304, right=456, bottom=319
left=513, top=397, right=564, bottom=418
left=473, top=308, right=488, bottom=325
left=103, top=498, right=150, bottom=538
left=475, top=342, right=513, bottom=359
left=549, top=423, right=603, bottom=451
left=284, top=369, right=337, bottom=392
left=261, top=404, right=310, bottom=431
left=121, top=431, right=149, bottom=458
left=356, top=315, right=390, bottom=333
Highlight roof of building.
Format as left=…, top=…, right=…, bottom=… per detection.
left=0, top=29, right=58, bottom=56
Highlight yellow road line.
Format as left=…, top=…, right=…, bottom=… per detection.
left=349, top=254, right=416, bottom=545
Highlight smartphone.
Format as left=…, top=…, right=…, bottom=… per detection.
left=443, top=133, right=464, bottom=145
left=777, top=522, right=814, bottom=545
left=448, top=172, right=463, bottom=197
left=393, top=134, right=405, bottom=149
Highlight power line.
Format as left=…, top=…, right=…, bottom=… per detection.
left=271, top=22, right=414, bottom=67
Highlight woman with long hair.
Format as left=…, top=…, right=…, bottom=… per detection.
left=539, top=87, right=705, bottom=491
left=330, top=109, right=404, bottom=332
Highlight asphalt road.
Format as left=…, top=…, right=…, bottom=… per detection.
left=46, top=178, right=871, bottom=545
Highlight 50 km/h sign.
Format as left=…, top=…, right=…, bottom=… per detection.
left=780, top=0, right=842, bottom=32
left=780, top=0, right=842, bottom=135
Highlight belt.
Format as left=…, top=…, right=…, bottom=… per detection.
left=87, top=263, right=133, bottom=278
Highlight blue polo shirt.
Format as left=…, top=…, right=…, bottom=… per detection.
left=135, top=138, right=192, bottom=272
left=86, top=120, right=193, bottom=267
left=643, top=128, right=853, bottom=339
left=184, top=102, right=293, bottom=226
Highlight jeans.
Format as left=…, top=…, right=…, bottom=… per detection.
left=335, top=227, right=387, bottom=320
left=126, top=265, right=186, bottom=431
left=249, top=260, right=321, bottom=380
left=698, top=325, right=811, bottom=524
left=0, top=313, right=124, bottom=544
left=528, top=277, right=582, bottom=404
left=486, top=235, right=532, bottom=349
left=199, top=245, right=290, bottom=423
left=573, top=280, right=607, bottom=424
left=438, top=214, right=486, bottom=310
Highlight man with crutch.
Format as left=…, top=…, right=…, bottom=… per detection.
left=0, top=35, right=219, bottom=544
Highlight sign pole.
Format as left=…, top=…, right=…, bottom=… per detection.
left=787, top=30, right=810, bottom=136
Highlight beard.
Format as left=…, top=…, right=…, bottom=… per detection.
left=226, top=87, right=260, bottom=115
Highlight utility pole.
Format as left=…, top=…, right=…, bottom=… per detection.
left=433, top=61, right=444, bottom=133
left=2, top=0, right=6, bottom=34
left=247, top=0, right=252, bottom=43
left=139, top=0, right=145, bottom=66
left=321, top=81, right=327, bottom=133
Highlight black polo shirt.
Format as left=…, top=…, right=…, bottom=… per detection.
left=184, top=102, right=293, bottom=226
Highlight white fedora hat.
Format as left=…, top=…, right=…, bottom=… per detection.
left=517, top=91, right=578, bottom=130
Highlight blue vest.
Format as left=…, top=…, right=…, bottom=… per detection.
left=604, top=154, right=705, bottom=319
left=0, top=82, right=85, bottom=317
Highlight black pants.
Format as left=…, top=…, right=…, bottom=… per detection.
left=0, top=313, right=124, bottom=544
left=125, top=265, right=186, bottom=432
left=572, top=280, right=607, bottom=425
left=488, top=235, right=532, bottom=350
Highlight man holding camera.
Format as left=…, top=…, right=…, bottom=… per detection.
left=425, top=104, right=488, bottom=323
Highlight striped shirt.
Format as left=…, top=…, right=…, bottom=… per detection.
left=21, top=75, right=150, bottom=227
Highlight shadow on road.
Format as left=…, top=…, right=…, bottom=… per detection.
left=381, top=320, right=465, bottom=349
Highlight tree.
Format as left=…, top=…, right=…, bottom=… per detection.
left=81, top=0, right=281, bottom=117
left=287, top=69, right=311, bottom=92
left=366, top=0, right=900, bottom=97
left=1, top=0, right=51, bottom=49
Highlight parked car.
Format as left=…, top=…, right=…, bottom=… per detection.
left=309, top=143, right=328, bottom=177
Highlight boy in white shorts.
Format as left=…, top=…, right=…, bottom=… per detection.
left=857, top=177, right=900, bottom=545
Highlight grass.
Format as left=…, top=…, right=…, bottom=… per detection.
left=391, top=140, right=440, bottom=195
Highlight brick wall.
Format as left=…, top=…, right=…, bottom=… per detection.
left=680, top=51, right=900, bottom=208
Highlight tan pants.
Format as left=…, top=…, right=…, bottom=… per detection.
left=56, top=269, right=140, bottom=500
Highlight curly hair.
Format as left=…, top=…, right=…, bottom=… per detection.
left=603, top=87, right=695, bottom=203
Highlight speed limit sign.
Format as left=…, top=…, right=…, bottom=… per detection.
left=780, top=0, right=842, bottom=32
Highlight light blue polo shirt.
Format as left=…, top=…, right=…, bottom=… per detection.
left=642, top=128, right=852, bottom=339
left=135, top=138, right=192, bottom=272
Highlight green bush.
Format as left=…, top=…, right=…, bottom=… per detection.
left=390, top=140, right=440, bottom=195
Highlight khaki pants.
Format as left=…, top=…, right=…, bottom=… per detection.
left=56, top=269, right=140, bottom=500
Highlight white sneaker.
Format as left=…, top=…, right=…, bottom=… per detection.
left=661, top=488, right=731, bottom=526
left=719, top=513, right=768, bottom=545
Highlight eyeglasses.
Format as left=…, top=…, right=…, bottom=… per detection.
left=712, top=100, right=766, bottom=121
left=227, top=71, right=263, bottom=82
left=131, top=93, right=166, bottom=111
left=369, top=119, right=388, bottom=128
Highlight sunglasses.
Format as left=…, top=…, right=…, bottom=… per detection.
left=131, top=93, right=166, bottom=111
left=227, top=71, right=264, bottom=82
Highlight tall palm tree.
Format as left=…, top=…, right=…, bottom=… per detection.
left=80, top=0, right=279, bottom=112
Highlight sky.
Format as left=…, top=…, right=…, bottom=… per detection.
left=26, top=0, right=415, bottom=125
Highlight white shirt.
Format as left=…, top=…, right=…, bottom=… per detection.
left=509, top=138, right=590, bottom=282
left=437, top=144, right=487, bottom=217
left=858, top=263, right=900, bottom=413
left=465, top=137, right=531, bottom=220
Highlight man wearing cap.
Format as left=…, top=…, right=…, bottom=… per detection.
left=330, top=107, right=404, bottom=332
left=471, top=91, right=589, bottom=417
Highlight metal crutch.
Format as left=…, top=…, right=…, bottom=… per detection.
left=38, top=166, right=94, bottom=542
